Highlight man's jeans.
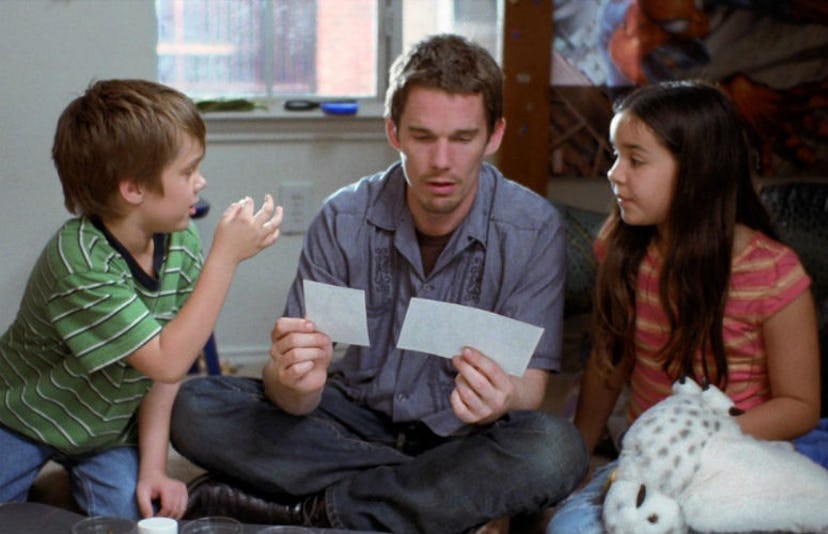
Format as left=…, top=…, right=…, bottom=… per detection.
left=0, top=424, right=141, bottom=518
left=171, top=376, right=588, bottom=534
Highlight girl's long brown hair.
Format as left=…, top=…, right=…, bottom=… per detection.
left=594, top=80, right=777, bottom=387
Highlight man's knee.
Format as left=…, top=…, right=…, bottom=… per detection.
left=172, top=376, right=241, bottom=430
left=505, top=412, right=589, bottom=492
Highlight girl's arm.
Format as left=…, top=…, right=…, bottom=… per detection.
left=573, top=352, right=630, bottom=455
left=738, top=290, right=821, bottom=441
left=135, top=381, right=187, bottom=519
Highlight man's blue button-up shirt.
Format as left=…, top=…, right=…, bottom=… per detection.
left=284, top=161, right=566, bottom=436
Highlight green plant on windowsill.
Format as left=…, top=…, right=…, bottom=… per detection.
left=194, top=98, right=268, bottom=113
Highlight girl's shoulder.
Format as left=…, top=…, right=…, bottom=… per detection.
left=731, top=226, right=811, bottom=298
left=733, top=226, right=801, bottom=267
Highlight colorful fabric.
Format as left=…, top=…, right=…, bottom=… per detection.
left=795, top=418, right=828, bottom=470
left=0, top=218, right=202, bottom=454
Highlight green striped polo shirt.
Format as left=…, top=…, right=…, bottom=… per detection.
left=0, top=217, right=203, bottom=455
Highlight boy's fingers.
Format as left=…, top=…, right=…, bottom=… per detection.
left=239, top=196, right=254, bottom=216
left=253, top=194, right=276, bottom=222
left=265, top=205, right=284, bottom=228
left=221, top=200, right=243, bottom=219
left=262, top=228, right=281, bottom=248
left=136, top=492, right=152, bottom=518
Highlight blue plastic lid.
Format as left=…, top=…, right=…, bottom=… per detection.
left=320, top=100, right=359, bottom=115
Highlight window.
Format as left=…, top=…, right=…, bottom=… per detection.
left=155, top=0, right=502, bottom=102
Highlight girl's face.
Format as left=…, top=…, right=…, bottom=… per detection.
left=607, top=111, right=678, bottom=234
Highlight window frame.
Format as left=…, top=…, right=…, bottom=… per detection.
left=155, top=0, right=404, bottom=117
left=156, top=1, right=506, bottom=120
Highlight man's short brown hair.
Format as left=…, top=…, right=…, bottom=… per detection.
left=384, top=34, right=503, bottom=136
left=52, top=79, right=205, bottom=219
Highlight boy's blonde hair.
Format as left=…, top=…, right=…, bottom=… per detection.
left=52, top=79, right=205, bottom=219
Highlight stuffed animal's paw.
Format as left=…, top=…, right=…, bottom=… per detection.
left=603, top=479, right=686, bottom=534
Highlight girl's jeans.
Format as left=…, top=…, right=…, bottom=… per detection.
left=546, top=461, right=616, bottom=534
left=171, top=376, right=589, bottom=534
left=0, top=424, right=141, bottom=519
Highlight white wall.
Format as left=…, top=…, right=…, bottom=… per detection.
left=0, top=0, right=158, bottom=327
left=0, top=0, right=395, bottom=365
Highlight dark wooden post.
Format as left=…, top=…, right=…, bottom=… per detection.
left=498, top=0, right=553, bottom=197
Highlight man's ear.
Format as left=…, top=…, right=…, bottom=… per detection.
left=118, top=179, right=144, bottom=206
left=385, top=117, right=401, bottom=151
left=484, top=117, right=506, bottom=157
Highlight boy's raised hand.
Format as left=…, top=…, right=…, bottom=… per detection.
left=212, top=194, right=283, bottom=264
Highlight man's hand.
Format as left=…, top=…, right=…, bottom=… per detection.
left=450, top=347, right=516, bottom=425
left=264, top=317, right=332, bottom=414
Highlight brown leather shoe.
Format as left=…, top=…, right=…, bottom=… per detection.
left=298, top=491, right=331, bottom=528
left=185, top=473, right=302, bottom=524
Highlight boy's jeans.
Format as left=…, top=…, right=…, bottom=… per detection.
left=0, top=424, right=141, bottom=518
left=171, top=376, right=589, bottom=534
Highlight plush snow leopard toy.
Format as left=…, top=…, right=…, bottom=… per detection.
left=602, top=377, right=828, bottom=533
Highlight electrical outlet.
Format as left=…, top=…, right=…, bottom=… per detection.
left=278, top=183, right=313, bottom=234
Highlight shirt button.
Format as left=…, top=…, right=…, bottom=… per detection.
left=422, top=284, right=432, bottom=292
left=396, top=393, right=407, bottom=401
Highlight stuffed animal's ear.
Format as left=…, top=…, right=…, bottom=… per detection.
left=698, top=382, right=735, bottom=413
left=602, top=480, right=686, bottom=534
left=682, top=434, right=828, bottom=533
left=671, top=377, right=702, bottom=396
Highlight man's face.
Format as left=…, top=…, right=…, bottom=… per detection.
left=386, top=86, right=504, bottom=236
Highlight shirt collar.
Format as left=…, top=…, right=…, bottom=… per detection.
left=89, top=216, right=167, bottom=290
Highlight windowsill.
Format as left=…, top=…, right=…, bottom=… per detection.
left=202, top=100, right=388, bottom=144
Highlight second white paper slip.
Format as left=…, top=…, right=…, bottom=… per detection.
left=303, top=280, right=371, bottom=347
left=396, top=297, right=545, bottom=376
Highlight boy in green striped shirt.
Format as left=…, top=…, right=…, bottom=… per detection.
left=0, top=79, right=283, bottom=520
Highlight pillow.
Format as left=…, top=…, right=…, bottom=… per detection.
left=551, top=201, right=607, bottom=318
left=760, top=181, right=828, bottom=416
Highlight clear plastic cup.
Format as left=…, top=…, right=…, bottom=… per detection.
left=72, top=515, right=138, bottom=534
left=180, top=516, right=243, bottom=534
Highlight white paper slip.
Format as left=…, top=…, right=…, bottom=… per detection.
left=396, top=297, right=544, bottom=376
left=303, top=280, right=371, bottom=347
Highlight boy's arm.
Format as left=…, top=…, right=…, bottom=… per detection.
left=127, top=197, right=282, bottom=383
left=136, top=381, right=187, bottom=519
